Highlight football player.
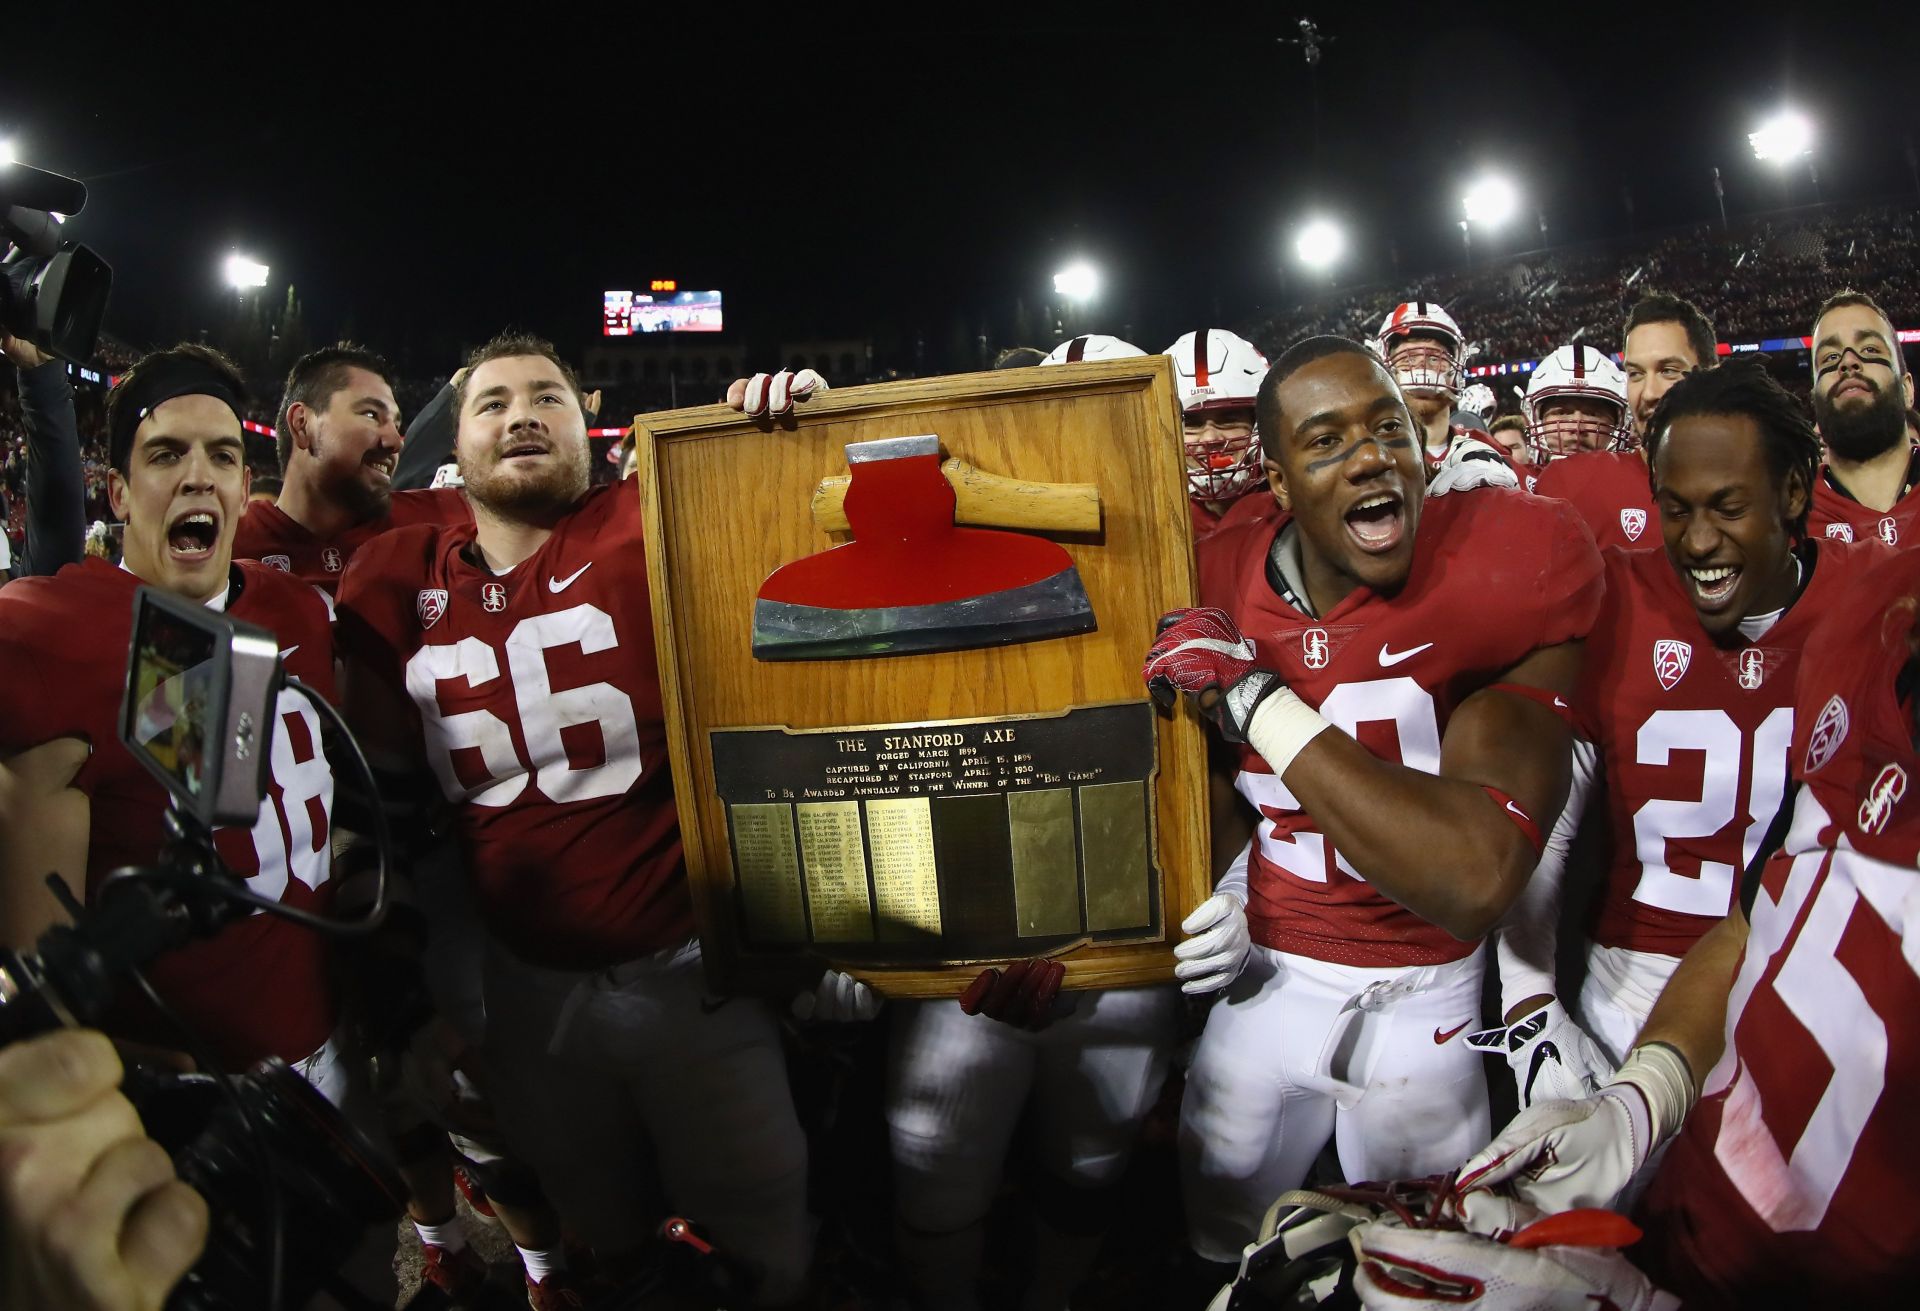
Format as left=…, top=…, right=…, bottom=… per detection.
left=1523, top=344, right=1659, bottom=551
left=1164, top=328, right=1274, bottom=539
left=1353, top=542, right=1920, bottom=1310
left=1142, top=335, right=1602, bottom=1267
left=1479, top=359, right=1885, bottom=1112
left=234, top=344, right=469, bottom=592
left=1370, top=301, right=1498, bottom=467
left=1486, top=414, right=1530, bottom=467
left=0, top=345, right=344, bottom=1090
left=1805, top=289, right=1920, bottom=546
left=335, top=335, right=816, bottom=1306
left=876, top=332, right=1178, bottom=1311
left=1621, top=292, right=1717, bottom=445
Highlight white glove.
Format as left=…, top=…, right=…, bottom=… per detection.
left=1464, top=998, right=1616, bottom=1109
left=1457, top=1043, right=1695, bottom=1215
left=791, top=969, right=881, bottom=1023
left=1173, top=892, right=1251, bottom=995
left=1350, top=1215, right=1678, bottom=1310
left=730, top=368, right=828, bottom=418
left=1428, top=439, right=1519, bottom=496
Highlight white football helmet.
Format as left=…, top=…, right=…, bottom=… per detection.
left=1040, top=334, right=1147, bottom=365
left=1373, top=301, right=1467, bottom=397
left=1460, top=382, right=1496, bottom=424
left=1166, top=328, right=1268, bottom=503
left=1525, top=345, right=1634, bottom=459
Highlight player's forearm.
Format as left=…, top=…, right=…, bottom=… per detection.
left=1633, top=907, right=1746, bottom=1085
left=1282, top=729, right=1534, bottom=940
left=1495, top=741, right=1595, bottom=1018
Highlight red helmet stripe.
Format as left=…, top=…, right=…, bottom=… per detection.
left=1572, top=347, right=1586, bottom=380
left=1194, top=330, right=1211, bottom=387
left=1066, top=336, right=1089, bottom=363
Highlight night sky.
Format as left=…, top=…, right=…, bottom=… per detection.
left=8, top=3, right=1920, bottom=370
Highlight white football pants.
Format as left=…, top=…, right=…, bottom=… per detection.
left=1180, top=943, right=1490, bottom=1262
left=886, top=985, right=1180, bottom=1234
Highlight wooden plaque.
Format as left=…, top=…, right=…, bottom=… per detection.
left=634, top=358, right=1209, bottom=997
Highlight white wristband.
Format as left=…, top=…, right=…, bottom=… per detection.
left=1614, top=1042, right=1697, bottom=1146
left=1244, top=685, right=1333, bottom=777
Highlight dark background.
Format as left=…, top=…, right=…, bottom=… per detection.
left=8, top=3, right=1920, bottom=368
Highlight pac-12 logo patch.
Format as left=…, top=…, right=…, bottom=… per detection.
left=1825, top=523, right=1855, bottom=543
left=1653, top=639, right=1692, bottom=691
left=261, top=554, right=291, bottom=572
left=416, top=589, right=448, bottom=628
left=1302, top=627, right=1330, bottom=670
left=320, top=546, right=344, bottom=573
left=1737, top=648, right=1765, bottom=690
left=481, top=582, right=508, bottom=613
left=1879, top=516, right=1900, bottom=546
left=1619, top=508, right=1647, bottom=542
left=1804, top=695, right=1850, bottom=774
left=1859, top=763, right=1907, bottom=835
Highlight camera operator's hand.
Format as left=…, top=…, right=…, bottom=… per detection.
left=1, top=331, right=52, bottom=370
left=0, top=1030, right=209, bottom=1311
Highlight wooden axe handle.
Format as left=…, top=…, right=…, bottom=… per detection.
left=810, top=458, right=1101, bottom=533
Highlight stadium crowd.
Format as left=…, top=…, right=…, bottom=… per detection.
left=1, top=189, right=1917, bottom=1311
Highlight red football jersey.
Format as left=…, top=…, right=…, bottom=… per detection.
left=1527, top=450, right=1659, bottom=552
left=1634, top=547, right=1920, bottom=1305
left=1191, top=487, right=1281, bottom=542
left=1197, top=489, right=1604, bottom=966
left=235, top=487, right=470, bottom=594
left=0, top=559, right=340, bottom=1070
left=1806, top=453, right=1920, bottom=548
left=335, top=483, right=691, bottom=970
left=1577, top=540, right=1886, bottom=957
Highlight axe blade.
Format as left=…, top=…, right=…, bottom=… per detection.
left=752, top=568, right=1096, bottom=661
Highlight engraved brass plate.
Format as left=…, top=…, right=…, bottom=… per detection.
left=709, top=701, right=1160, bottom=964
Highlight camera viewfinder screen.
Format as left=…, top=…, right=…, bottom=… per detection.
left=127, top=604, right=220, bottom=803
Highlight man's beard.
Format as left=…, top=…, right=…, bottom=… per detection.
left=314, top=442, right=393, bottom=522
left=462, top=445, right=590, bottom=522
left=1815, top=377, right=1908, bottom=463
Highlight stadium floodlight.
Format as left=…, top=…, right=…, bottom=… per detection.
left=1750, top=110, right=1814, bottom=163
left=1294, top=218, right=1346, bottom=269
left=1052, top=261, right=1100, bottom=302
left=223, top=253, right=269, bottom=289
left=1461, top=175, right=1519, bottom=228
left=0, top=139, right=15, bottom=167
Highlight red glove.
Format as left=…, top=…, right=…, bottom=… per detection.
left=958, top=958, right=1068, bottom=1030
left=1142, top=607, right=1282, bottom=743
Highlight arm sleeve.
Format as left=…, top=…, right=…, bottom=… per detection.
left=1493, top=736, right=1597, bottom=1015
left=15, top=361, right=84, bottom=577
left=394, top=381, right=457, bottom=491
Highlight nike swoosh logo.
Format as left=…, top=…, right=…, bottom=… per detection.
left=1433, top=1020, right=1471, bottom=1045
left=1505, top=800, right=1529, bottom=821
left=549, top=562, right=593, bottom=593
left=1524, top=1040, right=1562, bottom=1106
left=1378, top=641, right=1433, bottom=667
left=1553, top=696, right=1569, bottom=710
left=1174, top=636, right=1257, bottom=660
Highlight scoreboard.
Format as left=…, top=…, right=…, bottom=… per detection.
left=603, top=285, right=723, bottom=336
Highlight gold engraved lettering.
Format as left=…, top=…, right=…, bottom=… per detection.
left=729, top=803, right=807, bottom=944
left=865, top=797, right=943, bottom=941
left=796, top=802, right=874, bottom=942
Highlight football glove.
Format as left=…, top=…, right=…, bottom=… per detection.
left=1464, top=998, right=1615, bottom=1109
left=1457, top=1043, right=1695, bottom=1215
left=1173, top=892, right=1251, bottom=995
left=1428, top=439, right=1519, bottom=497
left=1143, top=607, right=1282, bottom=744
left=1351, top=1213, right=1678, bottom=1310
left=958, top=957, right=1069, bottom=1030
left=791, top=968, right=882, bottom=1023
left=727, top=368, right=828, bottom=418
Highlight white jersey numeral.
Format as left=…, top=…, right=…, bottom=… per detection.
left=1629, top=706, right=1793, bottom=916
left=243, top=689, right=335, bottom=909
left=1712, top=792, right=1887, bottom=1232
left=405, top=602, right=641, bottom=808
left=1238, top=676, right=1443, bottom=884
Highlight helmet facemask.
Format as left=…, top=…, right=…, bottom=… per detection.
left=1184, top=409, right=1263, bottom=503
left=1525, top=393, right=1637, bottom=461
left=1385, top=335, right=1465, bottom=399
